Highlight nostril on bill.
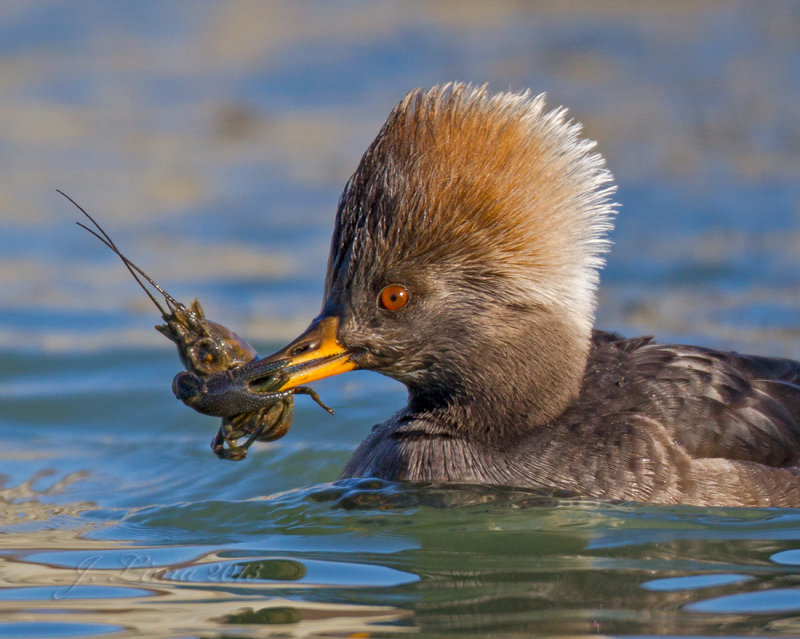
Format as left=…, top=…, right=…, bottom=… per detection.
left=172, top=371, right=204, bottom=401
left=291, top=339, right=319, bottom=357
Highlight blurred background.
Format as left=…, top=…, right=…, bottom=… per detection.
left=2, top=0, right=799, bottom=356
left=2, top=2, right=800, bottom=637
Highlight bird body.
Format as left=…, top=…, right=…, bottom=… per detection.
left=342, top=331, right=800, bottom=507
left=204, top=84, right=800, bottom=507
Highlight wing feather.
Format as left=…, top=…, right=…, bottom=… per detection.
left=586, top=333, right=800, bottom=467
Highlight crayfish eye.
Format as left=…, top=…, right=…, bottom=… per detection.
left=378, top=284, right=409, bottom=311
left=191, top=338, right=221, bottom=372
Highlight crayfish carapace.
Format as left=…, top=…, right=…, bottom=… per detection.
left=61, top=190, right=331, bottom=460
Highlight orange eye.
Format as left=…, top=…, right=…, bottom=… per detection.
left=379, top=284, right=409, bottom=311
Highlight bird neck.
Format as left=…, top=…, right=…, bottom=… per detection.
left=404, top=310, right=590, bottom=444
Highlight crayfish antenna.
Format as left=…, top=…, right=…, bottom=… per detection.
left=60, top=189, right=183, bottom=318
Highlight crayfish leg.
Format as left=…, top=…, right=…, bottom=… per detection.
left=294, top=386, right=334, bottom=414
left=255, top=399, right=294, bottom=442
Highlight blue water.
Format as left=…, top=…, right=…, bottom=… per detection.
left=2, top=2, right=800, bottom=636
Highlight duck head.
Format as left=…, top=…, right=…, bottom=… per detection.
left=218, top=84, right=617, bottom=439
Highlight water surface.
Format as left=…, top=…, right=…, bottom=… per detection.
left=2, top=2, right=800, bottom=636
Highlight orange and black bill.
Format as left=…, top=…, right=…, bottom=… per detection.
left=261, top=316, right=357, bottom=389
left=172, top=316, right=356, bottom=417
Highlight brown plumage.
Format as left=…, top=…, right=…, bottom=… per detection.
left=329, top=84, right=614, bottom=337
left=199, top=83, right=800, bottom=507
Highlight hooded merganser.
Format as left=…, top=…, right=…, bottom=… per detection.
left=193, top=84, right=800, bottom=507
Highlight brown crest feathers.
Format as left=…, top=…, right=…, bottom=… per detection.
left=330, top=83, right=617, bottom=334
